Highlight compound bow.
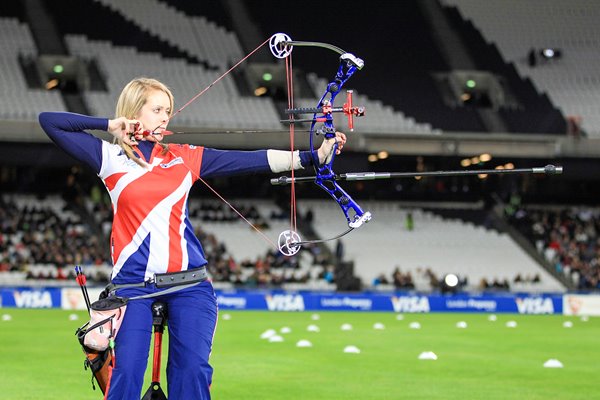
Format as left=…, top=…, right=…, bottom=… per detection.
left=267, top=33, right=371, bottom=256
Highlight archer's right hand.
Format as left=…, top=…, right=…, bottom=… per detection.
left=108, top=117, right=141, bottom=145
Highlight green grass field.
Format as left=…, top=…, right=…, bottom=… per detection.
left=0, top=309, right=597, bottom=399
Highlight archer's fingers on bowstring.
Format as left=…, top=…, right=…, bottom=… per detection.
left=108, top=117, right=137, bottom=140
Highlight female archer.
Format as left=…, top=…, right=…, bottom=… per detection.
left=39, top=77, right=346, bottom=399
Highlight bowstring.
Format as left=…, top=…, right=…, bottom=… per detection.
left=285, top=52, right=298, bottom=236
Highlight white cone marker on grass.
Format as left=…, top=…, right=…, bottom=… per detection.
left=343, top=345, right=361, bottom=354
left=543, top=359, right=563, bottom=368
left=307, top=324, right=320, bottom=332
left=341, top=323, right=353, bottom=331
left=418, top=351, right=438, bottom=360
left=373, top=322, right=385, bottom=330
left=2, top=314, right=12, bottom=321
left=562, top=321, right=573, bottom=328
left=505, top=320, right=517, bottom=328
left=260, top=329, right=276, bottom=339
left=268, top=335, right=284, bottom=343
left=456, top=321, right=467, bottom=329
left=296, top=340, right=312, bottom=348
left=409, top=322, right=421, bottom=329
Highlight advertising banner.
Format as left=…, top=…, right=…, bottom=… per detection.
left=1, top=288, right=62, bottom=308
left=0, top=288, right=569, bottom=315
left=215, top=292, right=563, bottom=314
left=563, top=294, right=600, bottom=316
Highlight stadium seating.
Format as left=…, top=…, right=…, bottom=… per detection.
left=297, top=200, right=565, bottom=293
left=0, top=17, right=67, bottom=119
left=444, top=0, right=600, bottom=136
left=507, top=204, right=600, bottom=290
left=93, top=0, right=243, bottom=69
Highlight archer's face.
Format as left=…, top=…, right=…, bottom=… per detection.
left=136, top=89, right=171, bottom=141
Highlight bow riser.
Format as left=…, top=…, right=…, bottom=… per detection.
left=308, top=56, right=368, bottom=227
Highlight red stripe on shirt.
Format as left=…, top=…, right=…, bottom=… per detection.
left=167, top=194, right=187, bottom=272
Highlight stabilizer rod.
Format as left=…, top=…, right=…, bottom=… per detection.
left=271, top=164, right=563, bottom=185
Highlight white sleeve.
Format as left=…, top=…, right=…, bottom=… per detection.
left=267, top=150, right=304, bottom=173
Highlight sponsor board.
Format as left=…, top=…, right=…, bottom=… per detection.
left=320, top=296, right=373, bottom=311
left=391, top=296, right=430, bottom=313
left=563, top=294, right=600, bottom=316
left=61, top=288, right=104, bottom=310
left=265, top=294, right=305, bottom=311
left=216, top=295, right=247, bottom=309
left=0, top=288, right=569, bottom=315
left=444, top=298, right=498, bottom=312
left=515, top=296, right=555, bottom=314
left=1, top=288, right=62, bottom=308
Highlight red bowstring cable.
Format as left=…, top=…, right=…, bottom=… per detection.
left=285, top=53, right=297, bottom=235
left=152, top=36, right=279, bottom=250
left=166, top=148, right=278, bottom=250
left=196, top=175, right=278, bottom=250
left=165, top=37, right=272, bottom=125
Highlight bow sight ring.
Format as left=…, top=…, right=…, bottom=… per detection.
left=269, top=33, right=293, bottom=59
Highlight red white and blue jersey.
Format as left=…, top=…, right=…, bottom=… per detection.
left=100, top=141, right=206, bottom=283
left=39, top=112, right=274, bottom=284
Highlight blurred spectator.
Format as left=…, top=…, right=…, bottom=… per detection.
left=507, top=205, right=600, bottom=290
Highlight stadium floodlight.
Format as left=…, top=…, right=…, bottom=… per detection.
left=444, top=274, right=459, bottom=287
left=540, top=48, right=562, bottom=59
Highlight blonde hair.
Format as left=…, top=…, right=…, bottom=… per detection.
left=115, top=77, right=174, bottom=165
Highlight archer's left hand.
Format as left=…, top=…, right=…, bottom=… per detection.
left=317, top=131, right=347, bottom=165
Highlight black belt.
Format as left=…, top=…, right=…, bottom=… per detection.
left=103, top=267, right=208, bottom=298
left=154, top=268, right=208, bottom=288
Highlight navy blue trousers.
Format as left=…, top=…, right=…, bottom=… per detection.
left=106, top=281, right=218, bottom=400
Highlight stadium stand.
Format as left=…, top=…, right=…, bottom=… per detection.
left=2, top=1, right=599, bottom=294
left=297, top=200, right=566, bottom=293
left=0, top=17, right=66, bottom=120
left=93, top=0, right=244, bottom=69
left=507, top=204, right=600, bottom=290
left=65, top=34, right=282, bottom=129
left=444, top=0, right=599, bottom=136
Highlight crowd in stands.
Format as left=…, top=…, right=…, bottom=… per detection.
left=0, top=196, right=109, bottom=278
left=5, top=187, right=599, bottom=292
left=195, top=226, right=332, bottom=287
left=372, top=265, right=543, bottom=292
left=0, top=192, right=336, bottom=287
left=508, top=205, right=600, bottom=290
